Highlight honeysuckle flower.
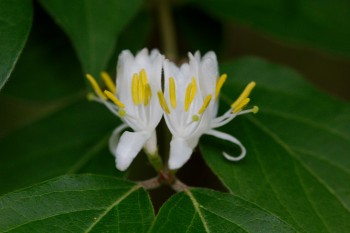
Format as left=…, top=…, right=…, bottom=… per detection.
left=159, top=51, right=258, bottom=169
left=86, top=49, right=164, bottom=171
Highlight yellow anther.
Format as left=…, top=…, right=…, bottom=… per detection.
left=118, top=109, right=126, bottom=117
left=231, top=81, right=256, bottom=109
left=215, top=74, right=227, bottom=99
left=86, top=92, right=95, bottom=101
left=184, top=78, right=197, bottom=112
left=101, top=71, right=116, bottom=93
left=252, top=106, right=259, bottom=114
left=86, top=74, right=107, bottom=100
left=233, top=98, right=250, bottom=113
left=138, top=75, right=145, bottom=103
left=144, top=83, right=152, bottom=106
left=184, top=82, right=193, bottom=112
left=140, top=69, right=148, bottom=85
left=132, top=73, right=140, bottom=104
left=192, top=115, right=200, bottom=122
left=198, top=95, right=212, bottom=114
left=190, top=78, right=197, bottom=104
left=169, top=77, right=177, bottom=108
left=104, top=90, right=125, bottom=108
left=157, top=91, right=170, bottom=114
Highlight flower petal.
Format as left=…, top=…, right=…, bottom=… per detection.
left=206, top=129, right=246, bottom=161
left=168, top=137, right=193, bottom=170
left=109, top=123, right=129, bottom=155
left=115, top=131, right=151, bottom=171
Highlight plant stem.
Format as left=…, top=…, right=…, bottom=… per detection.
left=138, top=177, right=161, bottom=190
left=146, top=149, right=163, bottom=172
left=157, top=0, right=178, bottom=61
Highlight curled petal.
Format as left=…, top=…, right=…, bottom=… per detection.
left=115, top=131, right=151, bottom=171
left=206, top=129, right=246, bottom=161
left=109, top=124, right=129, bottom=155
left=168, top=137, right=193, bottom=170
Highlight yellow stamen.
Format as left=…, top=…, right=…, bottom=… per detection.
left=192, top=115, right=200, bottom=122
left=215, top=74, right=227, bottom=99
left=100, top=71, right=116, bottom=93
left=157, top=91, right=170, bottom=114
left=132, top=73, right=139, bottom=104
left=252, top=106, right=259, bottom=114
left=198, top=95, right=212, bottom=114
left=104, top=90, right=125, bottom=108
left=144, top=83, right=152, bottom=106
left=118, top=109, right=126, bottom=117
left=190, top=78, right=197, bottom=104
left=140, top=69, right=148, bottom=84
left=184, top=82, right=193, bottom=112
left=233, top=98, right=250, bottom=113
left=231, top=81, right=256, bottom=109
left=86, top=74, right=107, bottom=100
left=86, top=92, right=95, bottom=101
left=138, top=75, right=145, bottom=104
left=169, top=77, right=176, bottom=108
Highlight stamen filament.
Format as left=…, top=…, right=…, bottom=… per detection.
left=231, top=81, right=256, bottom=109
left=215, top=74, right=227, bottom=99
left=198, top=95, right=212, bottom=114
left=104, top=90, right=125, bottom=108
left=169, top=77, right=176, bottom=108
left=233, top=98, right=250, bottom=113
left=101, top=71, right=116, bottom=93
left=86, top=74, right=107, bottom=100
left=157, top=91, right=170, bottom=114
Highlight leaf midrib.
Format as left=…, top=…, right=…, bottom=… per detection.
left=1, top=185, right=139, bottom=232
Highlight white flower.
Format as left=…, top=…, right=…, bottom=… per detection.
left=86, top=48, right=164, bottom=171
left=159, top=51, right=258, bottom=170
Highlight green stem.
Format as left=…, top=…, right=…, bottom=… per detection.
left=157, top=0, right=178, bottom=61
left=146, top=149, right=163, bottom=172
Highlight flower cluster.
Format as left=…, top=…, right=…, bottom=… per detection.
left=87, top=49, right=258, bottom=171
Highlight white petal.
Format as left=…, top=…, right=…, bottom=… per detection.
left=168, top=137, right=193, bottom=170
left=206, top=129, right=246, bottom=161
left=115, top=131, right=151, bottom=171
left=109, top=124, right=129, bottom=155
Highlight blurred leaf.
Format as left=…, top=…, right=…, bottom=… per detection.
left=0, top=0, right=32, bottom=91
left=0, top=174, right=154, bottom=232
left=116, top=10, right=152, bottom=54
left=190, top=0, right=350, bottom=58
left=174, top=6, right=223, bottom=55
left=39, top=0, right=143, bottom=75
left=2, top=10, right=82, bottom=101
left=201, top=57, right=350, bottom=232
left=149, top=188, right=295, bottom=232
left=0, top=98, right=124, bottom=195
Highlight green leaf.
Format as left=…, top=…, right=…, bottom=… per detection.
left=190, top=0, right=350, bottom=58
left=0, top=98, right=124, bottom=195
left=149, top=188, right=295, bottom=232
left=200, top=57, right=350, bottom=232
left=39, top=0, right=143, bottom=75
left=0, top=174, right=154, bottom=232
left=2, top=14, right=82, bottom=101
left=0, top=0, right=32, bottom=91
